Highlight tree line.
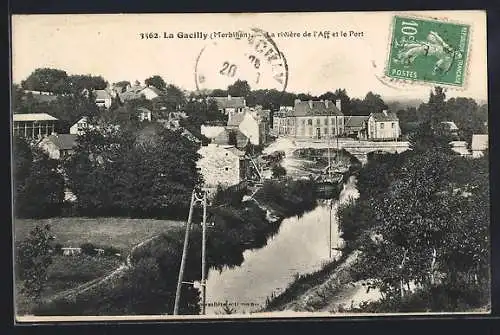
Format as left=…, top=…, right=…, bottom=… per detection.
left=337, top=91, right=489, bottom=312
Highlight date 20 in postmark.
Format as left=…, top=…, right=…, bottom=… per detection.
left=195, top=28, right=288, bottom=92
left=386, top=15, right=471, bottom=87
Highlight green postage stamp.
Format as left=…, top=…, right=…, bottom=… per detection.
left=386, top=15, right=471, bottom=87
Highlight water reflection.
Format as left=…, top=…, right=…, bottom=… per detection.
left=204, top=176, right=359, bottom=315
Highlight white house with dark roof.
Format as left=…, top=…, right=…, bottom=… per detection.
left=70, top=117, right=91, bottom=135
left=211, top=95, right=246, bottom=118
left=471, top=134, right=488, bottom=158
left=367, top=110, right=401, bottom=140
left=13, top=113, right=58, bottom=139
left=287, top=99, right=344, bottom=139
left=94, top=89, right=113, bottom=108
left=38, top=134, right=78, bottom=160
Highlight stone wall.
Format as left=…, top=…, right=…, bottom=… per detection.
left=197, top=144, right=243, bottom=188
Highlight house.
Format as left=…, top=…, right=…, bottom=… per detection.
left=13, top=113, right=58, bottom=139
left=287, top=99, right=344, bottom=139
left=23, top=90, right=58, bottom=103
left=94, top=89, right=113, bottom=108
left=344, top=116, right=370, bottom=138
left=438, top=121, right=459, bottom=137
left=471, top=134, right=488, bottom=158
left=273, top=106, right=293, bottom=136
left=140, top=86, right=163, bottom=100
left=367, top=110, right=401, bottom=140
left=136, top=107, right=152, bottom=122
left=38, top=134, right=78, bottom=160
left=212, top=128, right=250, bottom=149
left=211, top=95, right=246, bottom=117
left=197, top=143, right=249, bottom=188
left=237, top=111, right=268, bottom=146
left=70, top=117, right=91, bottom=135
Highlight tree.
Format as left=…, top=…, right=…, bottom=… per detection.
left=21, top=68, right=69, bottom=94
left=14, top=144, right=65, bottom=218
left=210, top=89, right=228, bottom=97
left=145, top=75, right=166, bottom=90
left=67, top=74, right=107, bottom=93
left=408, top=121, right=454, bottom=154
left=227, top=80, right=251, bottom=98
left=65, top=123, right=202, bottom=218
left=16, top=224, right=54, bottom=302
left=271, top=164, right=286, bottom=179
left=417, top=86, right=447, bottom=124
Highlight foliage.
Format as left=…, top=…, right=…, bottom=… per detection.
left=144, top=75, right=166, bottom=90
left=271, top=164, right=287, bottom=179
left=227, top=79, right=251, bottom=98
left=16, top=224, right=55, bottom=301
left=13, top=139, right=65, bottom=218
left=64, top=123, right=201, bottom=218
left=20, top=68, right=106, bottom=94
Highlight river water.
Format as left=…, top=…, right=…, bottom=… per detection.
left=204, top=176, right=359, bottom=315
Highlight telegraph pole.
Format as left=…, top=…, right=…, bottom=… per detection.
left=200, top=190, right=208, bottom=315
left=173, top=190, right=196, bottom=315
left=329, top=200, right=332, bottom=259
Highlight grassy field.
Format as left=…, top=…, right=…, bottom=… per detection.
left=14, top=217, right=185, bottom=315
left=14, top=217, right=185, bottom=252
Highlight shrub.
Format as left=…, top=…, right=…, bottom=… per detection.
left=80, top=243, right=98, bottom=256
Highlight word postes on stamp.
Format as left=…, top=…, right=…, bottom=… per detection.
left=386, top=15, right=470, bottom=87
left=195, top=28, right=288, bottom=92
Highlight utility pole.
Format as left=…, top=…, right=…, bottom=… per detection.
left=173, top=190, right=196, bottom=315
left=329, top=200, right=332, bottom=259
left=200, top=190, right=208, bottom=315
left=173, top=188, right=209, bottom=316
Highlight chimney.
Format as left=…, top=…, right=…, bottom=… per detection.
left=335, top=99, right=341, bottom=111
left=308, top=100, right=313, bottom=109
left=382, top=109, right=388, bottom=116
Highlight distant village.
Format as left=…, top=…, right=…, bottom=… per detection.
left=13, top=78, right=488, bottom=197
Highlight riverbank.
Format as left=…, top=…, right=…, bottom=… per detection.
left=29, top=178, right=319, bottom=316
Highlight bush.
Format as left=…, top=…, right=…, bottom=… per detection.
left=53, top=243, right=63, bottom=255
left=80, top=243, right=98, bottom=256
left=103, top=246, right=121, bottom=257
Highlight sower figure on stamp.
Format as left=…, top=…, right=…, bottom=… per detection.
left=394, top=31, right=455, bottom=75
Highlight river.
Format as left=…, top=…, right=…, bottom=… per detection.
left=204, top=176, right=360, bottom=315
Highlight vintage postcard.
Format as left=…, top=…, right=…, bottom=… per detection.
left=11, top=11, right=489, bottom=322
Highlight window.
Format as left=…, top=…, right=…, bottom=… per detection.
left=324, top=118, right=329, bottom=125
left=332, top=128, right=336, bottom=135
left=307, top=119, right=312, bottom=126
left=225, top=167, right=229, bottom=171
left=316, top=119, right=320, bottom=126
left=302, top=119, right=306, bottom=126
left=324, top=128, right=328, bottom=135
left=308, top=128, right=312, bottom=136
left=380, top=123, right=384, bottom=129
left=391, top=122, right=395, bottom=128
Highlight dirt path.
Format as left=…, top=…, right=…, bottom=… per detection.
left=45, top=234, right=162, bottom=303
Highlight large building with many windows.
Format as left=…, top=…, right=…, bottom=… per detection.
left=13, top=113, right=58, bottom=139
left=279, top=99, right=345, bottom=139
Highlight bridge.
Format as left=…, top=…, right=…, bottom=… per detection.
left=265, top=137, right=470, bottom=165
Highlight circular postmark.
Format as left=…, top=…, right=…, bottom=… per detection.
left=195, top=27, right=288, bottom=92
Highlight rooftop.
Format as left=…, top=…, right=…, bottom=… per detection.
left=211, top=96, right=246, bottom=109
left=13, top=113, right=58, bottom=122
left=94, top=89, right=112, bottom=100
left=345, top=115, right=370, bottom=127
left=371, top=111, right=399, bottom=122
left=292, top=100, right=343, bottom=117
left=45, top=134, right=78, bottom=150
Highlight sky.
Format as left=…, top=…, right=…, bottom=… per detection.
left=11, top=11, right=487, bottom=101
